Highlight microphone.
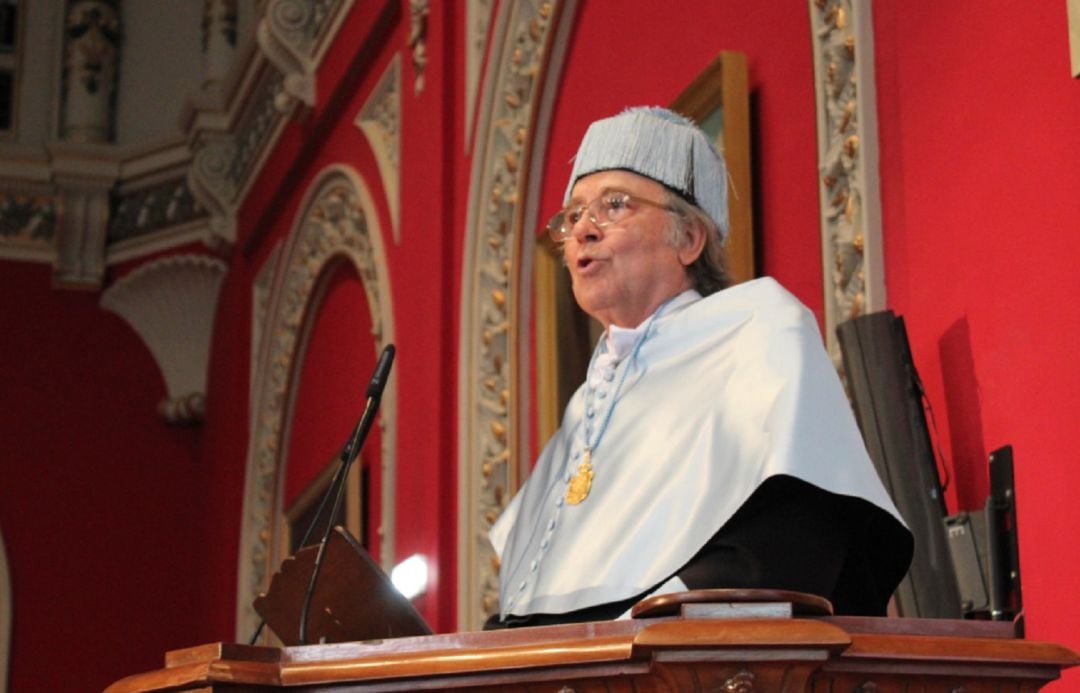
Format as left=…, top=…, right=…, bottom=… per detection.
left=365, top=344, right=395, bottom=399
left=297, top=344, right=396, bottom=645
left=341, top=345, right=394, bottom=464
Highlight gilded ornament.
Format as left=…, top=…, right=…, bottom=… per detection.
left=722, top=668, right=756, bottom=693
left=840, top=101, right=855, bottom=132
left=566, top=457, right=594, bottom=505
left=844, top=134, right=859, bottom=157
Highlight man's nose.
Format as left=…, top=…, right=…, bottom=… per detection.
left=570, top=210, right=602, bottom=242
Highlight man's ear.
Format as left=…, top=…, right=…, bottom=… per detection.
left=677, top=221, right=707, bottom=267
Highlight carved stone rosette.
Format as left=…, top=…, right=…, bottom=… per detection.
left=458, top=0, right=569, bottom=631
left=809, top=0, right=885, bottom=362
left=236, top=167, right=396, bottom=643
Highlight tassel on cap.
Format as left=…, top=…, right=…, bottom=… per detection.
left=565, top=106, right=729, bottom=240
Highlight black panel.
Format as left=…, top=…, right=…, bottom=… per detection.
left=837, top=310, right=961, bottom=618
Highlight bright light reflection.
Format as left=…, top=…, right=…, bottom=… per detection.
left=390, top=554, right=428, bottom=600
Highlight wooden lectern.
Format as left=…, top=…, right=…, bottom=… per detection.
left=107, top=590, right=1077, bottom=691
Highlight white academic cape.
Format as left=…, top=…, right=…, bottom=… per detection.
left=489, top=277, right=907, bottom=619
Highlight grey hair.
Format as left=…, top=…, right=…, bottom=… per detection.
left=664, top=194, right=730, bottom=295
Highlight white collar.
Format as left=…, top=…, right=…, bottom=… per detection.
left=602, top=289, right=702, bottom=360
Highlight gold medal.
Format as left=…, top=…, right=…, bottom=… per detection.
left=566, top=450, right=594, bottom=505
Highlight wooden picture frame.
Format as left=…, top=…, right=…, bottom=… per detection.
left=1069, top=0, right=1080, bottom=78
left=670, top=51, right=755, bottom=285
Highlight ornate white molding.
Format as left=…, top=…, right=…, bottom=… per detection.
left=464, top=0, right=494, bottom=151
left=99, top=253, right=228, bottom=424
left=0, top=0, right=356, bottom=277
left=188, top=134, right=240, bottom=248
left=236, top=166, right=396, bottom=643
left=257, top=1, right=316, bottom=112
left=810, top=0, right=885, bottom=361
left=201, top=0, right=239, bottom=98
left=407, top=0, right=429, bottom=95
left=457, top=0, right=572, bottom=631
left=256, top=0, right=353, bottom=113
left=49, top=143, right=121, bottom=288
left=61, top=0, right=122, bottom=143
left=0, top=187, right=57, bottom=262
left=354, top=54, right=401, bottom=242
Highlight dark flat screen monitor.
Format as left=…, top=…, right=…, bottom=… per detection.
left=838, top=310, right=962, bottom=618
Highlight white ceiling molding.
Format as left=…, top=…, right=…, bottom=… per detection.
left=0, top=1, right=357, bottom=280
left=810, top=0, right=885, bottom=363
left=354, top=53, right=402, bottom=243
left=99, top=253, right=229, bottom=424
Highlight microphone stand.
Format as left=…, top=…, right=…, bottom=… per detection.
left=247, top=345, right=396, bottom=646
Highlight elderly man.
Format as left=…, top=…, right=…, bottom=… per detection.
left=488, top=107, right=912, bottom=627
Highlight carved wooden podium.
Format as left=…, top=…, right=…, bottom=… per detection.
left=107, top=591, right=1076, bottom=692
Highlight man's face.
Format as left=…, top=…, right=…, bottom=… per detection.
left=562, top=170, right=698, bottom=329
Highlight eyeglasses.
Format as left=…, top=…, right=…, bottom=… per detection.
left=546, top=191, right=673, bottom=243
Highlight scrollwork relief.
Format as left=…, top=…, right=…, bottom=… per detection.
left=460, top=0, right=565, bottom=630
left=0, top=194, right=57, bottom=246
left=810, top=0, right=884, bottom=362
left=108, top=178, right=205, bottom=243
left=61, top=0, right=121, bottom=142
left=723, top=669, right=756, bottom=693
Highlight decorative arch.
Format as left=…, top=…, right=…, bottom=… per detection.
left=456, top=0, right=577, bottom=630
left=236, top=165, right=396, bottom=642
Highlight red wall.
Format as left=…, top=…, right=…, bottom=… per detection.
left=283, top=265, right=381, bottom=554
left=0, top=262, right=206, bottom=691
left=537, top=4, right=1080, bottom=688
left=197, top=0, right=462, bottom=635
left=874, top=4, right=1080, bottom=684
left=536, top=2, right=824, bottom=317
left=4, top=3, right=1079, bottom=690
